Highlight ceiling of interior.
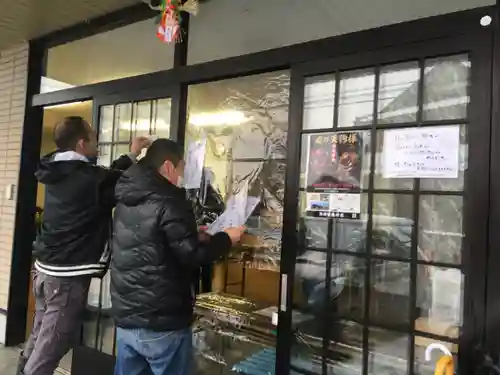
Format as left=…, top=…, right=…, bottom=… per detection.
left=0, top=0, right=141, bottom=51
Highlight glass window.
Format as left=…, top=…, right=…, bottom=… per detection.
left=41, top=19, right=174, bottom=93
left=415, top=336, right=457, bottom=374
left=419, top=195, right=464, bottom=264
left=338, top=69, right=375, bottom=128
left=303, top=75, right=335, bottom=130
left=84, top=276, right=115, bottom=355
left=186, top=72, right=289, bottom=240
left=368, top=329, right=409, bottom=375
left=114, top=103, right=133, bottom=143
left=370, top=260, right=411, bottom=328
left=187, top=0, right=493, bottom=65
left=186, top=72, right=289, bottom=373
left=292, top=53, right=470, bottom=374
left=378, top=62, right=420, bottom=124
left=96, top=98, right=172, bottom=167
left=423, top=55, right=470, bottom=121
left=83, top=98, right=171, bottom=353
left=416, top=265, right=463, bottom=339
left=372, top=194, right=414, bottom=259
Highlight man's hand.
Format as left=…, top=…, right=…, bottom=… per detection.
left=198, top=229, right=210, bottom=243
left=224, top=226, right=246, bottom=246
left=131, top=137, right=151, bottom=156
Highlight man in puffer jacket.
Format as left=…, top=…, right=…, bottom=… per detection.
left=19, top=116, right=149, bottom=375
left=110, top=139, right=245, bottom=375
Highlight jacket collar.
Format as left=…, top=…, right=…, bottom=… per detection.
left=53, top=151, right=89, bottom=162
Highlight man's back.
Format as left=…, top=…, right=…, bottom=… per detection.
left=111, top=163, right=198, bottom=331
left=34, top=151, right=130, bottom=277
left=110, top=139, right=243, bottom=375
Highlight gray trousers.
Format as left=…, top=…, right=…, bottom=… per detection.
left=23, top=272, right=91, bottom=375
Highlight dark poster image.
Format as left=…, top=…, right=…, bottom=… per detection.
left=306, top=132, right=363, bottom=192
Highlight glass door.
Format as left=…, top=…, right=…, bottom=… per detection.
left=96, top=97, right=172, bottom=167
left=278, top=32, right=492, bottom=375
left=81, top=92, right=173, bottom=357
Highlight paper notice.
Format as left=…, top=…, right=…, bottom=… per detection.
left=382, top=126, right=460, bottom=179
left=183, top=138, right=207, bottom=189
left=207, top=183, right=259, bottom=235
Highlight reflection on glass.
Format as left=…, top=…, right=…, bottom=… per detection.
left=372, top=194, right=413, bottom=259
left=133, top=101, right=152, bottom=137
left=152, top=98, right=172, bottom=138
left=291, top=318, right=364, bottom=375
left=416, top=265, right=462, bottom=339
left=301, top=217, right=328, bottom=249
left=303, top=75, right=335, bottom=130
left=414, top=338, right=457, bottom=375
left=186, top=71, right=289, bottom=271
left=338, top=69, right=375, bottom=128
left=98, top=105, right=113, bottom=142
left=294, top=250, right=365, bottom=321
left=418, top=196, right=463, bottom=264
left=83, top=274, right=115, bottom=354
left=374, top=130, right=414, bottom=190
left=326, top=321, right=364, bottom=374
left=113, top=144, right=130, bottom=160
left=370, top=260, right=410, bottom=328
left=298, top=193, right=369, bottom=252
left=42, top=18, right=174, bottom=93
left=378, top=62, right=420, bottom=124
left=420, top=125, right=467, bottom=191
left=300, top=134, right=309, bottom=188
left=367, top=329, right=408, bottom=375
left=114, top=103, right=133, bottom=142
left=423, top=55, right=470, bottom=121
left=82, top=314, right=115, bottom=355
left=98, top=145, right=111, bottom=167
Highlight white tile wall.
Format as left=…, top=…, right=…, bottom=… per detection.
left=0, top=43, right=28, bottom=320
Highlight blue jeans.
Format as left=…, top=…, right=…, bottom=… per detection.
left=114, top=327, right=193, bottom=375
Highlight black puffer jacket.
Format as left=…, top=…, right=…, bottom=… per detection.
left=34, top=151, right=133, bottom=277
left=110, top=163, right=232, bottom=331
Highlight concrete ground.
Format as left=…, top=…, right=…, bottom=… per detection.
left=0, top=346, right=71, bottom=375
left=0, top=346, right=20, bottom=375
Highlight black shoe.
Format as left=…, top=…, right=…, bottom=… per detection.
left=16, top=352, right=28, bottom=375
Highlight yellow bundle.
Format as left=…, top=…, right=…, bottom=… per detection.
left=434, top=355, right=454, bottom=375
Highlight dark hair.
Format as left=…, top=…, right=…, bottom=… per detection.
left=141, top=138, right=184, bottom=169
left=53, top=116, right=90, bottom=150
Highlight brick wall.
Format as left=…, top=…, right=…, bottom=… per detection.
left=0, top=43, right=28, bottom=315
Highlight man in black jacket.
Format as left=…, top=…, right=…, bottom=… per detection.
left=20, top=116, right=149, bottom=375
left=110, top=139, right=244, bottom=375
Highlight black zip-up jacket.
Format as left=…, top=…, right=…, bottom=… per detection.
left=34, top=151, right=133, bottom=277
left=110, top=162, right=232, bottom=331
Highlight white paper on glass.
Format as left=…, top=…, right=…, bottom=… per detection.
left=382, top=126, right=460, bottom=179
left=330, top=193, right=361, bottom=215
left=430, top=268, right=462, bottom=325
left=183, top=138, right=207, bottom=189
left=207, top=183, right=260, bottom=235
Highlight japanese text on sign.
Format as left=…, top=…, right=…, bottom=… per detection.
left=382, top=126, right=460, bottom=179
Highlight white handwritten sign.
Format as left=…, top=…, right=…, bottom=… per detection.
left=183, top=138, right=206, bottom=189
left=382, top=126, right=460, bottom=179
left=206, top=183, right=259, bottom=235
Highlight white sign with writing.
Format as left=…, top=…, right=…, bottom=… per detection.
left=382, top=126, right=460, bottom=179
left=206, top=183, right=259, bottom=235
left=183, top=138, right=207, bottom=189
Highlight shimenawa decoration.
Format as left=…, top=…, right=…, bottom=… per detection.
left=143, top=0, right=198, bottom=43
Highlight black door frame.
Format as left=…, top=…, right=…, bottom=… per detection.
left=5, top=3, right=499, bottom=375
left=278, top=31, right=493, bottom=375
